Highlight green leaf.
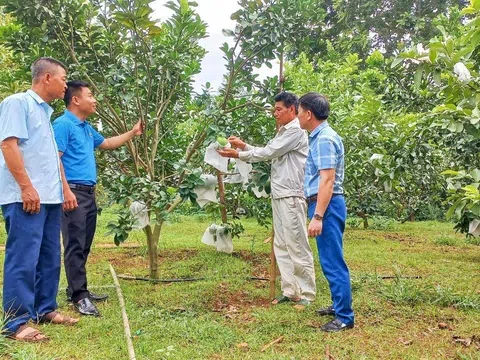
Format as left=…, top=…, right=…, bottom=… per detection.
left=462, top=184, right=480, bottom=194
left=461, top=6, right=477, bottom=15
left=473, top=0, right=480, bottom=10
left=446, top=198, right=465, bottom=220
left=429, top=50, right=437, bottom=63
left=453, top=46, right=474, bottom=63
left=436, top=25, right=447, bottom=39
left=414, top=65, right=423, bottom=88
left=221, top=29, right=235, bottom=37
left=471, top=203, right=480, bottom=216
left=446, top=199, right=460, bottom=220
left=446, top=38, right=454, bottom=55
left=391, top=57, right=403, bottom=68
left=433, top=70, right=441, bottom=85
left=455, top=200, right=467, bottom=219
left=148, top=26, right=162, bottom=35
left=441, top=170, right=460, bottom=176
left=470, top=169, right=480, bottom=182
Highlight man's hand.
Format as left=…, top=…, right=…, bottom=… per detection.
left=228, top=136, right=246, bottom=150
left=217, top=148, right=239, bottom=158
left=131, top=120, right=144, bottom=137
left=63, top=188, right=78, bottom=212
left=308, top=218, right=323, bottom=237
left=21, top=185, right=40, bottom=214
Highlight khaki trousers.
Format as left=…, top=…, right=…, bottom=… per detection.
left=272, top=196, right=316, bottom=301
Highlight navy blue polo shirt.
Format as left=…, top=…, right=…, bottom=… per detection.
left=53, top=110, right=105, bottom=185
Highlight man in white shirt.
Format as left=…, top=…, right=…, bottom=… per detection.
left=218, top=92, right=316, bottom=305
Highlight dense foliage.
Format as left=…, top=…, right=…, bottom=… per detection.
left=0, top=0, right=478, bottom=278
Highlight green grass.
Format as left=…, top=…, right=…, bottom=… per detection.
left=0, top=209, right=479, bottom=359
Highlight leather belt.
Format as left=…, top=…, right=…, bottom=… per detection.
left=306, top=193, right=343, bottom=205
left=69, top=183, right=96, bottom=193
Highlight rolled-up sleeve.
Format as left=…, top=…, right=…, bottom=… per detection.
left=0, top=97, right=28, bottom=142
left=238, top=128, right=304, bottom=163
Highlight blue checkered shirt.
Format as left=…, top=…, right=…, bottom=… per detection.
left=304, top=121, right=344, bottom=197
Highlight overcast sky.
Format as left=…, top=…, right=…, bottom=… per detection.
left=152, top=0, right=278, bottom=92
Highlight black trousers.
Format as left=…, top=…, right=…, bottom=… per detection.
left=61, top=187, right=97, bottom=302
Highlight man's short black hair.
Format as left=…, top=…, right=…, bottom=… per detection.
left=274, top=91, right=298, bottom=112
left=299, top=92, right=330, bottom=120
left=64, top=80, right=90, bottom=107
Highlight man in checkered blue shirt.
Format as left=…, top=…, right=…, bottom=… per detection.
left=298, top=92, right=354, bottom=332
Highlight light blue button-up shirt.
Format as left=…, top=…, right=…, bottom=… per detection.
left=304, top=121, right=345, bottom=197
left=0, top=90, right=63, bottom=205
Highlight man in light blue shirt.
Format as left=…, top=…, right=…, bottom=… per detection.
left=298, top=92, right=354, bottom=332
left=0, top=58, right=79, bottom=341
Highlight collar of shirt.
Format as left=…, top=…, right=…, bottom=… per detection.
left=281, top=118, right=300, bottom=131
left=309, top=120, right=329, bottom=139
left=63, top=109, right=86, bottom=126
left=27, top=89, right=54, bottom=118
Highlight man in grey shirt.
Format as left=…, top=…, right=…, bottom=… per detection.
left=218, top=92, right=316, bottom=305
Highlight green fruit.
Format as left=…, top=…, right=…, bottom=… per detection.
left=265, top=180, right=271, bottom=194
left=217, top=136, right=228, bottom=147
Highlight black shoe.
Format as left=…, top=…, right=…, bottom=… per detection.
left=74, top=298, right=100, bottom=317
left=316, top=305, right=335, bottom=316
left=320, top=319, right=354, bottom=332
left=67, top=291, right=108, bottom=303
left=88, top=292, right=109, bottom=302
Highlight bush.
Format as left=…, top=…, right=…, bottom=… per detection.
left=346, top=216, right=363, bottom=229
left=369, top=216, right=397, bottom=231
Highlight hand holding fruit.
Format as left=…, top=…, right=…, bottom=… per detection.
left=228, top=136, right=246, bottom=150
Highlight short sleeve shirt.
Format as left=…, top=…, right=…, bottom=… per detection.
left=0, top=90, right=63, bottom=205
left=304, top=121, right=345, bottom=197
left=53, top=110, right=104, bottom=185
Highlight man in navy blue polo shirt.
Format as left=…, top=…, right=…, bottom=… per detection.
left=53, top=80, right=143, bottom=316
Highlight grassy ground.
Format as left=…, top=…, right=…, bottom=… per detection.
left=0, top=209, right=479, bottom=359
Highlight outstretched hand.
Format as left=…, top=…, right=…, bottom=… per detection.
left=131, top=120, right=144, bottom=136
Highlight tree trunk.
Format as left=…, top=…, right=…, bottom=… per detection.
left=145, top=222, right=163, bottom=279
left=217, top=170, right=228, bottom=223
left=409, top=211, right=415, bottom=222
left=356, top=211, right=369, bottom=229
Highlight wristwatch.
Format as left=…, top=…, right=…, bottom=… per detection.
left=313, top=213, right=323, bottom=221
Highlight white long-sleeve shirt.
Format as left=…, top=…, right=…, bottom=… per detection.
left=238, top=118, right=308, bottom=199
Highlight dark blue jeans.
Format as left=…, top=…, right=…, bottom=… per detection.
left=308, top=195, right=354, bottom=325
left=2, top=203, right=61, bottom=334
